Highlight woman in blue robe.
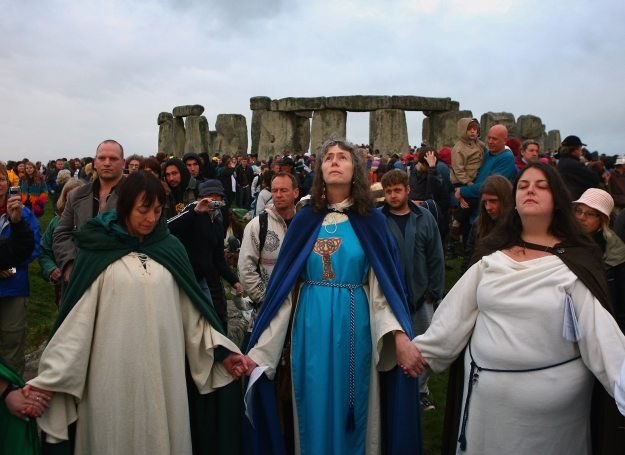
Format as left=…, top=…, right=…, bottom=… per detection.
left=243, top=139, right=425, bottom=454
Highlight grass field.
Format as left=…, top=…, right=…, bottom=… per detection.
left=24, top=199, right=462, bottom=453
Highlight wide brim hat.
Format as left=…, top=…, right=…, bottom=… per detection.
left=572, top=188, right=614, bottom=218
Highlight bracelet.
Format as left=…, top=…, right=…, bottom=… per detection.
left=1, top=383, right=20, bottom=401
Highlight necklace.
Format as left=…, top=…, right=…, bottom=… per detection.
left=324, top=212, right=338, bottom=234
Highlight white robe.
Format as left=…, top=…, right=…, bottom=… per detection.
left=414, top=251, right=625, bottom=455
left=29, top=253, right=239, bottom=455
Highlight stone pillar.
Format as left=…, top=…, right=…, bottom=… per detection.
left=172, top=117, right=186, bottom=158
left=250, top=97, right=271, bottom=155
left=184, top=115, right=210, bottom=155
left=157, top=112, right=175, bottom=156
left=422, top=110, right=472, bottom=150
left=257, top=111, right=298, bottom=161
left=480, top=112, right=517, bottom=139
left=214, top=114, right=248, bottom=155
left=516, top=114, right=546, bottom=150
left=545, top=130, right=561, bottom=154
left=369, top=109, right=409, bottom=155
left=294, top=115, right=311, bottom=154
left=310, top=109, right=347, bottom=155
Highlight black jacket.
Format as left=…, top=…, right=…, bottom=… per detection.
left=557, top=155, right=600, bottom=200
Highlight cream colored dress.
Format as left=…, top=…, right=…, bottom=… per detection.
left=29, top=253, right=239, bottom=455
left=414, top=251, right=625, bottom=455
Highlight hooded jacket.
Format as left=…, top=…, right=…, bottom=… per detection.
left=450, top=118, right=485, bottom=185
left=163, top=158, right=198, bottom=219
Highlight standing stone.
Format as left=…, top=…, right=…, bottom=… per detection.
left=480, top=112, right=517, bottom=138
left=251, top=110, right=266, bottom=155
left=310, top=110, right=347, bottom=155
left=172, top=117, right=186, bottom=158
left=209, top=131, right=218, bottom=154
left=172, top=104, right=204, bottom=117
left=545, top=130, right=561, bottom=153
left=213, top=114, right=248, bottom=155
left=158, top=113, right=176, bottom=156
left=294, top=117, right=311, bottom=154
left=184, top=115, right=210, bottom=154
left=369, top=109, right=409, bottom=155
left=516, top=115, right=545, bottom=141
left=422, top=110, right=473, bottom=150
left=257, top=111, right=298, bottom=161
left=250, top=96, right=272, bottom=111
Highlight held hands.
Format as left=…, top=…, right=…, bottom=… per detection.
left=394, top=331, right=427, bottom=378
left=222, top=353, right=258, bottom=379
left=6, top=385, right=53, bottom=419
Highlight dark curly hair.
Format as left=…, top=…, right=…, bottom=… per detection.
left=473, top=162, right=594, bottom=261
left=310, top=139, right=373, bottom=216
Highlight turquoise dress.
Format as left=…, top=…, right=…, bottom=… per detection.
left=291, top=219, right=372, bottom=454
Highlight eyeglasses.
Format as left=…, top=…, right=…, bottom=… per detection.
left=574, top=207, right=600, bottom=218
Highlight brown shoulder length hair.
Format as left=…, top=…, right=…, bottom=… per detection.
left=310, top=139, right=373, bottom=216
left=474, top=175, right=513, bottom=241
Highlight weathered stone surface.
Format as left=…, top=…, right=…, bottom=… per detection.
left=310, top=110, right=347, bottom=155
left=369, top=109, right=409, bottom=155
left=213, top=114, right=248, bottom=155
left=294, top=116, right=311, bottom=154
left=389, top=96, right=456, bottom=112
left=172, top=117, right=186, bottom=157
left=516, top=115, right=545, bottom=140
left=208, top=131, right=218, bottom=154
left=326, top=96, right=392, bottom=112
left=250, top=96, right=271, bottom=111
left=173, top=104, right=204, bottom=117
left=257, top=111, right=298, bottom=160
left=422, top=110, right=473, bottom=150
left=184, top=115, right=210, bottom=154
left=264, top=96, right=457, bottom=113
left=545, top=130, right=561, bottom=153
left=250, top=110, right=266, bottom=155
left=295, top=111, right=313, bottom=118
left=480, top=112, right=517, bottom=138
left=157, top=112, right=173, bottom=125
left=158, top=117, right=176, bottom=155
left=271, top=97, right=326, bottom=112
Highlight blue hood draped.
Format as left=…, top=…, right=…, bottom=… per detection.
left=245, top=205, right=422, bottom=455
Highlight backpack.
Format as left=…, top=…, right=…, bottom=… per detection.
left=258, top=211, right=269, bottom=255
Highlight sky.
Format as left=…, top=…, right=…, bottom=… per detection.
left=1, top=0, right=624, bottom=163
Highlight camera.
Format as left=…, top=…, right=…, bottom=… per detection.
left=9, top=186, right=20, bottom=196
left=209, top=200, right=225, bottom=209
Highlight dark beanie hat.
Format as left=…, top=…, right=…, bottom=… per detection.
left=198, top=179, right=225, bottom=197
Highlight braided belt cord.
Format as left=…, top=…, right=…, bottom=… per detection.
left=304, top=279, right=363, bottom=431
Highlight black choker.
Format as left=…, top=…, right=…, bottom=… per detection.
left=518, top=240, right=565, bottom=255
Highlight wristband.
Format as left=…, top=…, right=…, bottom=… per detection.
left=1, top=383, right=19, bottom=401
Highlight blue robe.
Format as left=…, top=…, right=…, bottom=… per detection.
left=246, top=205, right=422, bottom=455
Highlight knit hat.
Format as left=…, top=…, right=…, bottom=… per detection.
left=198, top=179, right=225, bottom=197
left=615, top=155, right=625, bottom=166
left=572, top=188, right=614, bottom=218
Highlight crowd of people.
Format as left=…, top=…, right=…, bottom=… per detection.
left=1, top=120, right=625, bottom=454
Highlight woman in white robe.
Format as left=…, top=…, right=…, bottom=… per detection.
left=414, top=162, right=625, bottom=455
left=26, top=171, right=246, bottom=454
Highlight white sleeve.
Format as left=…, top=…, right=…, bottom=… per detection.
left=572, top=279, right=625, bottom=397
left=617, top=359, right=625, bottom=416
left=412, top=260, right=482, bottom=373
left=237, top=219, right=265, bottom=304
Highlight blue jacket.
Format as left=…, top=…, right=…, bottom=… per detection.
left=459, top=149, right=517, bottom=200
left=0, top=207, right=41, bottom=297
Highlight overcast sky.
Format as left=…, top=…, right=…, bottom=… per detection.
left=1, top=0, right=624, bottom=163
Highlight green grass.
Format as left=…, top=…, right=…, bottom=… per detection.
left=25, top=200, right=59, bottom=352
left=24, top=201, right=463, bottom=453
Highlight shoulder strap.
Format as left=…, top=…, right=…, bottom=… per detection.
left=258, top=211, right=269, bottom=255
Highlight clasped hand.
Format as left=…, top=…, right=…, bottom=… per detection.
left=222, top=354, right=258, bottom=379
left=394, top=332, right=428, bottom=378
left=5, top=385, right=53, bottom=419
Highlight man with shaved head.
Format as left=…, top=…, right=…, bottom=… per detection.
left=455, top=124, right=517, bottom=206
